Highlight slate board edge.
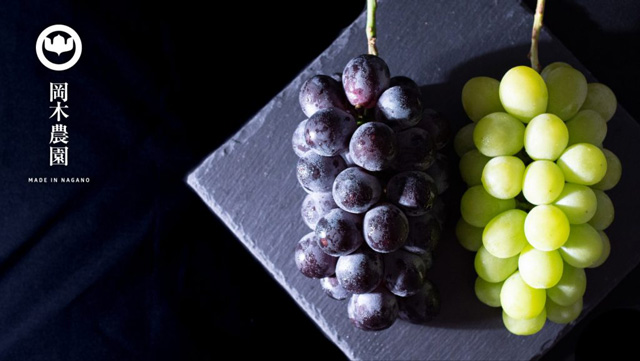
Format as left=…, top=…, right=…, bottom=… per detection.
left=186, top=9, right=370, bottom=361
left=185, top=0, right=640, bottom=359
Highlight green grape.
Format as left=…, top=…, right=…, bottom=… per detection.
left=553, top=183, right=597, bottom=224
left=545, top=66, right=588, bottom=120
left=462, top=77, right=505, bottom=122
left=460, top=185, right=516, bottom=227
left=474, top=246, right=518, bottom=283
left=500, top=271, right=546, bottom=320
left=456, top=218, right=484, bottom=252
left=566, top=110, right=607, bottom=146
left=589, top=189, right=615, bottom=230
left=518, top=244, right=564, bottom=289
left=503, top=308, right=547, bottom=336
left=524, top=113, right=568, bottom=161
left=454, top=123, right=476, bottom=157
left=546, top=297, right=583, bottom=324
left=588, top=231, right=611, bottom=268
left=593, top=149, right=622, bottom=190
left=499, top=66, right=548, bottom=123
left=524, top=205, right=570, bottom=251
left=541, top=62, right=572, bottom=81
left=481, top=156, right=525, bottom=199
left=459, top=149, right=491, bottom=186
left=547, top=263, right=586, bottom=306
left=522, top=160, right=565, bottom=205
left=557, top=143, right=607, bottom=185
left=473, top=112, right=525, bottom=157
left=482, top=209, right=527, bottom=258
left=581, top=83, right=617, bottom=122
left=559, top=223, right=603, bottom=268
left=474, top=277, right=503, bottom=307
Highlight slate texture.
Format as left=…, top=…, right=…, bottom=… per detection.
left=187, top=0, right=639, bottom=359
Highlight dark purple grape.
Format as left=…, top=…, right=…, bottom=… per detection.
left=430, top=196, right=446, bottom=227
left=347, top=286, right=398, bottom=331
left=389, top=76, right=420, bottom=95
left=330, top=73, right=342, bottom=83
left=301, top=192, right=336, bottom=230
left=296, top=153, right=346, bottom=193
left=315, top=208, right=364, bottom=256
left=398, top=281, right=440, bottom=324
left=342, top=54, right=390, bottom=109
left=292, top=119, right=312, bottom=158
left=299, top=75, right=351, bottom=117
left=416, top=109, right=451, bottom=150
left=393, top=127, right=436, bottom=171
left=363, top=203, right=409, bottom=253
left=320, top=276, right=350, bottom=300
left=349, top=122, right=397, bottom=171
left=332, top=167, right=382, bottom=214
left=404, top=212, right=441, bottom=255
left=421, top=251, right=434, bottom=270
left=304, top=108, right=357, bottom=157
left=335, top=246, right=383, bottom=294
left=375, top=86, right=422, bottom=130
left=425, top=153, right=450, bottom=195
left=384, top=250, right=427, bottom=297
left=295, top=232, right=338, bottom=279
left=386, top=171, right=437, bottom=216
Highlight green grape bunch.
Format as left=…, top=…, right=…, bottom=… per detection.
left=455, top=61, right=621, bottom=336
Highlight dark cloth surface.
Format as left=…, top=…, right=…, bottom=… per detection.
left=0, top=1, right=638, bottom=360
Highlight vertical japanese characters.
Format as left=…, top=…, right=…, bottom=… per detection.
left=49, top=82, right=70, bottom=166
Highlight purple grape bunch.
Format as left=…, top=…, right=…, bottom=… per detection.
left=293, top=54, right=450, bottom=331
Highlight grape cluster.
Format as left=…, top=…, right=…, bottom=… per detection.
left=293, top=54, right=450, bottom=331
left=455, top=62, right=621, bottom=335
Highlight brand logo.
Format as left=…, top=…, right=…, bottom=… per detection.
left=35, top=24, right=82, bottom=71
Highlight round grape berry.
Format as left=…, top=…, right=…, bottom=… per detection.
left=332, top=167, right=382, bottom=214
left=295, top=232, right=337, bottom=279
left=363, top=203, right=410, bottom=253
left=315, top=208, right=364, bottom=256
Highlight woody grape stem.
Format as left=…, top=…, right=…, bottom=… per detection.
left=528, top=0, right=545, bottom=72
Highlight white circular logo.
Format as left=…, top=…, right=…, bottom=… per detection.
left=35, top=24, right=82, bottom=71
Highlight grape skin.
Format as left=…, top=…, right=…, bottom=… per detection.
left=349, top=122, right=397, bottom=171
left=342, top=54, right=391, bottom=109
left=404, top=212, right=441, bottom=255
left=295, top=232, right=338, bottom=279
left=332, top=167, right=382, bottom=214
left=292, top=119, right=313, bottom=158
left=305, top=107, right=357, bottom=157
left=299, top=74, right=351, bottom=117
left=393, top=127, right=436, bottom=172
left=301, top=192, right=337, bottom=230
left=383, top=250, right=427, bottom=297
left=296, top=152, right=346, bottom=193
left=336, top=246, right=384, bottom=294
left=398, top=281, right=440, bottom=324
left=417, top=108, right=451, bottom=150
left=386, top=171, right=438, bottom=216
left=376, top=85, right=423, bottom=130
left=320, top=276, right=350, bottom=300
left=363, top=203, right=410, bottom=253
left=315, top=208, right=364, bottom=256
left=348, top=286, right=399, bottom=331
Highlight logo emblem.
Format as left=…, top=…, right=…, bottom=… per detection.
left=36, top=25, right=82, bottom=71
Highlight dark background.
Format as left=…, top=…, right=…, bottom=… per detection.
left=0, top=0, right=638, bottom=360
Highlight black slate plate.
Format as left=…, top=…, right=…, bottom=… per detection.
left=187, top=0, right=639, bottom=359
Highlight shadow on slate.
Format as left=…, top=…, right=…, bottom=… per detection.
left=188, top=0, right=640, bottom=359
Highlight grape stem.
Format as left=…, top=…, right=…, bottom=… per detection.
left=528, top=0, right=545, bottom=72
left=366, top=0, right=378, bottom=56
